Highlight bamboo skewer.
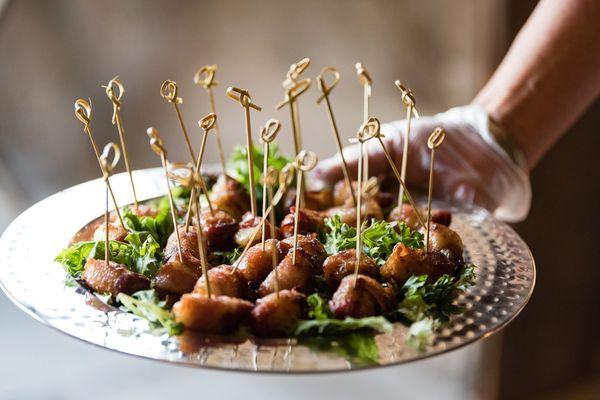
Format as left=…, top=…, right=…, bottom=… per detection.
left=291, top=151, right=318, bottom=265
left=259, top=119, right=281, bottom=250
left=361, top=117, right=427, bottom=231
left=283, top=58, right=310, bottom=154
left=74, top=99, right=125, bottom=229
left=160, top=80, right=195, bottom=162
left=147, top=127, right=184, bottom=262
left=394, top=81, right=420, bottom=211
left=98, top=142, right=121, bottom=264
left=262, top=167, right=280, bottom=297
left=103, top=77, right=138, bottom=207
left=316, top=67, right=356, bottom=206
left=226, top=87, right=262, bottom=216
left=181, top=113, right=218, bottom=231
left=351, top=121, right=377, bottom=286
left=194, top=65, right=227, bottom=175
left=355, top=63, right=373, bottom=181
left=425, top=127, right=445, bottom=252
left=233, top=163, right=296, bottom=272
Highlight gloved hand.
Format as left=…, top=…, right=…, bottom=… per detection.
left=314, top=105, right=531, bottom=222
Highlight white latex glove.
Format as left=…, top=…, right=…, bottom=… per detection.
left=314, top=105, right=531, bottom=222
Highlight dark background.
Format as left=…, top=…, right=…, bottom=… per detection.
left=500, top=2, right=600, bottom=398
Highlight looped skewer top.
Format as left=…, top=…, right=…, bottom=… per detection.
left=198, top=112, right=217, bottom=132
left=275, top=78, right=312, bottom=110
left=427, top=127, right=446, bottom=149
left=356, top=117, right=381, bottom=143
left=260, top=118, right=281, bottom=143
left=355, top=62, right=373, bottom=91
left=74, top=98, right=92, bottom=127
left=316, top=67, right=340, bottom=104
left=99, top=142, right=121, bottom=180
left=193, top=64, right=218, bottom=89
left=160, top=80, right=182, bottom=104
left=103, top=76, right=125, bottom=124
left=226, top=87, right=262, bottom=111
left=283, top=57, right=310, bottom=88
left=394, top=80, right=420, bottom=118
left=146, top=127, right=167, bottom=157
left=293, top=149, right=318, bottom=172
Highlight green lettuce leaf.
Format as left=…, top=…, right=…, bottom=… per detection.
left=55, top=235, right=162, bottom=279
left=228, top=143, right=291, bottom=214
left=323, top=215, right=424, bottom=265
left=117, top=289, right=182, bottom=336
left=294, top=294, right=392, bottom=366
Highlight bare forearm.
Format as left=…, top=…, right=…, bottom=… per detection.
left=473, top=0, right=600, bottom=169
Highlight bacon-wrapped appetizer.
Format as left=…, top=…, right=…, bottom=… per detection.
left=82, top=259, right=150, bottom=297
left=326, top=199, right=384, bottom=227
left=198, top=209, right=239, bottom=251
left=329, top=274, right=396, bottom=319
left=236, top=239, right=291, bottom=285
left=193, top=264, right=246, bottom=298
left=332, top=180, right=394, bottom=210
left=280, top=207, right=325, bottom=238
left=281, top=235, right=327, bottom=268
left=251, top=289, right=307, bottom=337
left=172, top=293, right=253, bottom=334
left=163, top=226, right=202, bottom=261
left=209, top=174, right=250, bottom=220
left=419, top=223, right=464, bottom=266
left=283, top=188, right=334, bottom=211
left=258, top=248, right=316, bottom=296
left=234, top=212, right=281, bottom=248
left=152, top=257, right=201, bottom=296
left=93, top=220, right=128, bottom=242
left=380, top=243, right=457, bottom=285
left=388, top=204, right=451, bottom=230
left=322, top=249, right=380, bottom=288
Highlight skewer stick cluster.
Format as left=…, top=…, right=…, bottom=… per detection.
left=161, top=80, right=195, bottom=162
left=259, top=118, right=282, bottom=250
left=394, top=81, right=420, bottom=211
left=355, top=63, right=373, bottom=181
left=316, top=67, right=356, bottom=206
left=74, top=99, right=126, bottom=229
left=425, top=127, right=445, bottom=252
left=351, top=119, right=378, bottom=285
left=233, top=163, right=296, bottom=271
left=226, top=87, right=262, bottom=216
left=103, top=77, right=138, bottom=207
left=98, top=142, right=121, bottom=264
left=291, top=150, right=318, bottom=265
left=194, top=65, right=227, bottom=175
left=146, top=127, right=184, bottom=262
left=182, top=112, right=216, bottom=232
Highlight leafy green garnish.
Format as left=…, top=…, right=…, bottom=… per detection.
left=54, top=235, right=162, bottom=279
left=300, top=332, right=381, bottom=366
left=390, top=263, right=477, bottom=350
left=323, top=215, right=424, bottom=265
left=228, top=144, right=291, bottom=214
left=211, top=247, right=242, bottom=265
left=117, top=289, right=182, bottom=336
left=122, top=205, right=173, bottom=247
left=307, top=292, right=330, bottom=320
left=294, top=294, right=392, bottom=366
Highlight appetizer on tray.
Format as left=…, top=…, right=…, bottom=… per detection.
left=54, top=60, right=477, bottom=364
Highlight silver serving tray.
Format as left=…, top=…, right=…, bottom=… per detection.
left=0, top=168, right=535, bottom=373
